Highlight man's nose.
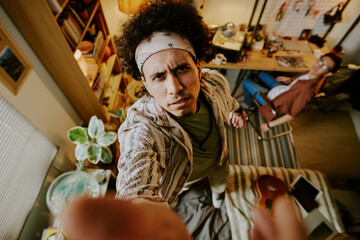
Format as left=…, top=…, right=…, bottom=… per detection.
left=167, top=74, right=183, bottom=94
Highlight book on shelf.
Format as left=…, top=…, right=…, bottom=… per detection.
left=67, top=5, right=85, bottom=29
left=114, top=90, right=126, bottom=110
left=60, top=25, right=76, bottom=49
left=109, top=74, right=122, bottom=93
left=101, top=54, right=117, bottom=83
left=106, top=54, right=116, bottom=79
left=65, top=18, right=82, bottom=40
left=62, top=20, right=80, bottom=44
left=93, top=31, right=105, bottom=63
left=102, top=73, right=122, bottom=107
left=58, top=11, right=82, bottom=40
left=46, top=0, right=62, bottom=13
left=63, top=8, right=85, bottom=33
left=68, top=13, right=83, bottom=34
left=92, top=73, right=106, bottom=101
left=87, top=63, right=99, bottom=86
left=85, top=57, right=97, bottom=64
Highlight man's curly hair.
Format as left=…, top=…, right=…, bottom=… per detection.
left=115, top=0, right=212, bottom=80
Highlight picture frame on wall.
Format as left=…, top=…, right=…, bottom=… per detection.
left=0, top=24, right=32, bottom=95
left=299, top=29, right=313, bottom=40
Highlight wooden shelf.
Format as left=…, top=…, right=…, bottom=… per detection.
left=1, top=0, right=124, bottom=124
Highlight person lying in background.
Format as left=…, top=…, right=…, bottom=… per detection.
left=242, top=53, right=342, bottom=132
left=60, top=195, right=306, bottom=240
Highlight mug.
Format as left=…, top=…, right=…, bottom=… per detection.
left=212, top=53, right=227, bottom=65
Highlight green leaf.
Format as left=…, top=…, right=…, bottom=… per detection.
left=97, top=118, right=105, bottom=138
left=68, top=127, right=88, bottom=144
left=97, top=132, right=117, bottom=147
left=75, top=160, right=85, bottom=171
left=100, top=146, right=113, bottom=164
left=88, top=115, right=105, bottom=139
left=87, top=143, right=102, bottom=164
left=75, top=142, right=90, bottom=160
left=108, top=109, right=125, bottom=118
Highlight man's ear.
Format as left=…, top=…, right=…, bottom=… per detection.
left=141, top=76, right=147, bottom=88
left=196, top=60, right=201, bottom=80
left=141, top=76, right=151, bottom=96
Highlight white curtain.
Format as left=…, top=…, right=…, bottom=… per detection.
left=0, top=96, right=57, bottom=239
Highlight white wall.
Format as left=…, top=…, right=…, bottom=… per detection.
left=101, top=0, right=255, bottom=37
left=200, top=0, right=254, bottom=26
left=100, top=0, right=130, bottom=37
left=105, top=0, right=359, bottom=65
left=326, top=0, right=360, bottom=64
left=0, top=6, right=82, bottom=171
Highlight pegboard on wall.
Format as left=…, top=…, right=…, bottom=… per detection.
left=251, top=0, right=345, bottom=38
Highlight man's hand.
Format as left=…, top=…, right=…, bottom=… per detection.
left=232, top=110, right=247, bottom=128
left=275, top=76, right=292, bottom=85
left=60, top=198, right=192, bottom=240
left=252, top=196, right=306, bottom=240
left=260, top=122, right=270, bottom=132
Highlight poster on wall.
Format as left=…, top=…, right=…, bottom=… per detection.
left=0, top=24, right=32, bottom=95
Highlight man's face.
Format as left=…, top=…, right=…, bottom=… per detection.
left=141, top=49, right=201, bottom=118
left=309, top=56, right=335, bottom=78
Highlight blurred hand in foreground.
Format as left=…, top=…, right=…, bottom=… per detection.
left=60, top=198, right=192, bottom=240
left=252, top=195, right=306, bottom=240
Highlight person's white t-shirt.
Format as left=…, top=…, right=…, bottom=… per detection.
left=267, top=74, right=310, bottom=100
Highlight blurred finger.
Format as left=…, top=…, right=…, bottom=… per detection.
left=252, top=207, right=277, bottom=240
left=273, top=196, right=306, bottom=240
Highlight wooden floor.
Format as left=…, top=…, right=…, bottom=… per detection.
left=291, top=107, right=360, bottom=190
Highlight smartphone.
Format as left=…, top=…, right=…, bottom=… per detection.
left=290, top=175, right=322, bottom=212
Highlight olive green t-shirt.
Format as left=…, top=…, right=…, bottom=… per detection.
left=176, top=93, right=221, bottom=189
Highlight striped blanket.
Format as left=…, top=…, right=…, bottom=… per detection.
left=225, top=165, right=345, bottom=240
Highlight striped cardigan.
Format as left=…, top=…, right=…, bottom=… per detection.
left=116, top=69, right=240, bottom=205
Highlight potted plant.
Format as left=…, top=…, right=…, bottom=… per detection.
left=68, top=115, right=117, bottom=170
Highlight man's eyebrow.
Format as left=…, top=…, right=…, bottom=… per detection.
left=150, top=70, right=165, bottom=79
left=149, top=63, right=189, bottom=79
left=173, top=63, right=190, bottom=71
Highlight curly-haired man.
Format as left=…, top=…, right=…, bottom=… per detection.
left=59, top=2, right=313, bottom=240
left=114, top=1, right=246, bottom=238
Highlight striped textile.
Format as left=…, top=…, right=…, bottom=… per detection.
left=225, top=165, right=345, bottom=240
left=227, top=111, right=298, bottom=168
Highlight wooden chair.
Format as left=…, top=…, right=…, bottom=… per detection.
left=246, top=91, right=293, bottom=141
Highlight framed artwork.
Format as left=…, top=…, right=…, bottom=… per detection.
left=0, top=24, right=32, bottom=95
left=299, top=29, right=312, bottom=40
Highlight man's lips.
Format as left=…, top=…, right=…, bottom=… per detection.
left=169, top=97, right=190, bottom=106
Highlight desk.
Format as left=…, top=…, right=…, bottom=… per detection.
left=202, top=41, right=329, bottom=95
left=203, top=50, right=275, bottom=71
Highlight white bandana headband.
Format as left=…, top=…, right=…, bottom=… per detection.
left=135, top=32, right=196, bottom=73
